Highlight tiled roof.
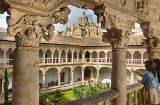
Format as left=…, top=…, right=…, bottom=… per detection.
left=0, top=32, right=15, bottom=41
left=0, top=32, right=145, bottom=46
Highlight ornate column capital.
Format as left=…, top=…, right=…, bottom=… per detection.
left=102, top=28, right=130, bottom=49
left=7, top=8, right=55, bottom=48
left=140, top=22, right=160, bottom=39
left=142, top=38, right=160, bottom=52
left=94, top=4, right=137, bottom=30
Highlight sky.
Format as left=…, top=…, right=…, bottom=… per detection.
left=0, top=5, right=140, bottom=31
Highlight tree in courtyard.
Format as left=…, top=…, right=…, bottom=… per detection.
left=4, top=69, right=9, bottom=105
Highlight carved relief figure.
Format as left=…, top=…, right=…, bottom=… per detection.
left=51, top=7, right=70, bottom=24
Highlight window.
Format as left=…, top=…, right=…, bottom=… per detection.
left=9, top=54, right=13, bottom=65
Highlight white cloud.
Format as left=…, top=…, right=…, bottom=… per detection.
left=0, top=12, right=8, bottom=28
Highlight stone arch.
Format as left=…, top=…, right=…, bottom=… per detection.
left=60, top=67, right=71, bottom=84
left=126, top=51, right=131, bottom=59
left=73, top=66, right=83, bottom=82
left=99, top=67, right=111, bottom=83
left=53, top=50, right=59, bottom=58
left=84, top=66, right=97, bottom=81
left=46, top=67, right=59, bottom=87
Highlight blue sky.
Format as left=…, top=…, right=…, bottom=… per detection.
left=0, top=5, right=140, bottom=31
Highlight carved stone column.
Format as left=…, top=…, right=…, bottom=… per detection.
left=42, top=50, right=46, bottom=64
left=141, top=22, right=160, bottom=60
left=94, top=4, right=137, bottom=104
left=142, top=38, right=159, bottom=60
left=65, top=52, right=68, bottom=63
left=103, top=28, right=130, bottom=105
left=59, top=52, right=62, bottom=63
left=81, top=69, right=84, bottom=82
left=71, top=70, right=74, bottom=84
left=2, top=49, right=8, bottom=67
left=7, top=9, right=55, bottom=105
left=42, top=71, right=46, bottom=87
left=58, top=72, right=61, bottom=86
left=71, top=52, right=74, bottom=63
left=96, top=69, right=100, bottom=82
left=77, top=52, right=79, bottom=62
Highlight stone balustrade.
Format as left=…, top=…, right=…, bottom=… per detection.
left=62, top=82, right=144, bottom=105
left=0, top=58, right=148, bottom=67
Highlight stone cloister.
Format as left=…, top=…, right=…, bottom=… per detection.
left=1, top=0, right=160, bottom=105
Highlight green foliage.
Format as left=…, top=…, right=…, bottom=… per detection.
left=3, top=69, right=9, bottom=105
left=73, top=83, right=109, bottom=98
left=39, top=90, right=62, bottom=105
left=54, top=89, right=62, bottom=98
left=39, top=93, right=49, bottom=105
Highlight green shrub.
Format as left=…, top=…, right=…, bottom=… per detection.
left=39, top=93, right=49, bottom=105
left=73, top=83, right=109, bottom=98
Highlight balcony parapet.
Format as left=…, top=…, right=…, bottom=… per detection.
left=61, top=82, right=144, bottom=105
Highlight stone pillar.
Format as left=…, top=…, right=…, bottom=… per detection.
left=71, top=52, right=74, bottom=63
left=71, top=70, right=74, bottom=84
left=42, top=50, right=46, bottom=64
left=65, top=52, right=68, bottom=63
left=6, top=9, right=55, bottom=105
left=111, top=47, right=127, bottom=105
left=97, top=52, right=99, bottom=62
left=105, top=52, right=108, bottom=62
left=58, top=72, right=61, bottom=86
left=140, top=51, right=145, bottom=64
left=42, top=71, right=46, bottom=87
left=4, top=3, right=66, bottom=105
left=102, top=27, right=133, bottom=105
left=82, top=52, right=85, bottom=62
left=51, top=50, right=54, bottom=63
left=59, top=52, right=61, bottom=63
left=90, top=52, right=92, bottom=62
left=13, top=46, right=39, bottom=105
left=130, top=51, right=135, bottom=64
left=82, top=69, right=84, bottom=82
left=96, top=69, right=99, bottom=82
left=2, top=49, right=8, bottom=67
left=77, top=53, right=79, bottom=62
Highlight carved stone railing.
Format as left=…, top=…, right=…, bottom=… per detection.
left=0, top=58, right=147, bottom=67
left=61, top=83, right=144, bottom=105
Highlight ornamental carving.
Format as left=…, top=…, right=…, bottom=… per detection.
left=94, top=5, right=136, bottom=30
left=5, top=0, right=64, bottom=10
left=102, top=28, right=131, bottom=49
left=137, top=1, right=149, bottom=18
left=7, top=9, right=55, bottom=47
left=142, top=38, right=160, bottom=52
left=140, top=22, right=160, bottom=39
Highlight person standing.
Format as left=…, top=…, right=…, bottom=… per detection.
left=141, top=60, right=160, bottom=105
left=153, top=58, right=160, bottom=83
